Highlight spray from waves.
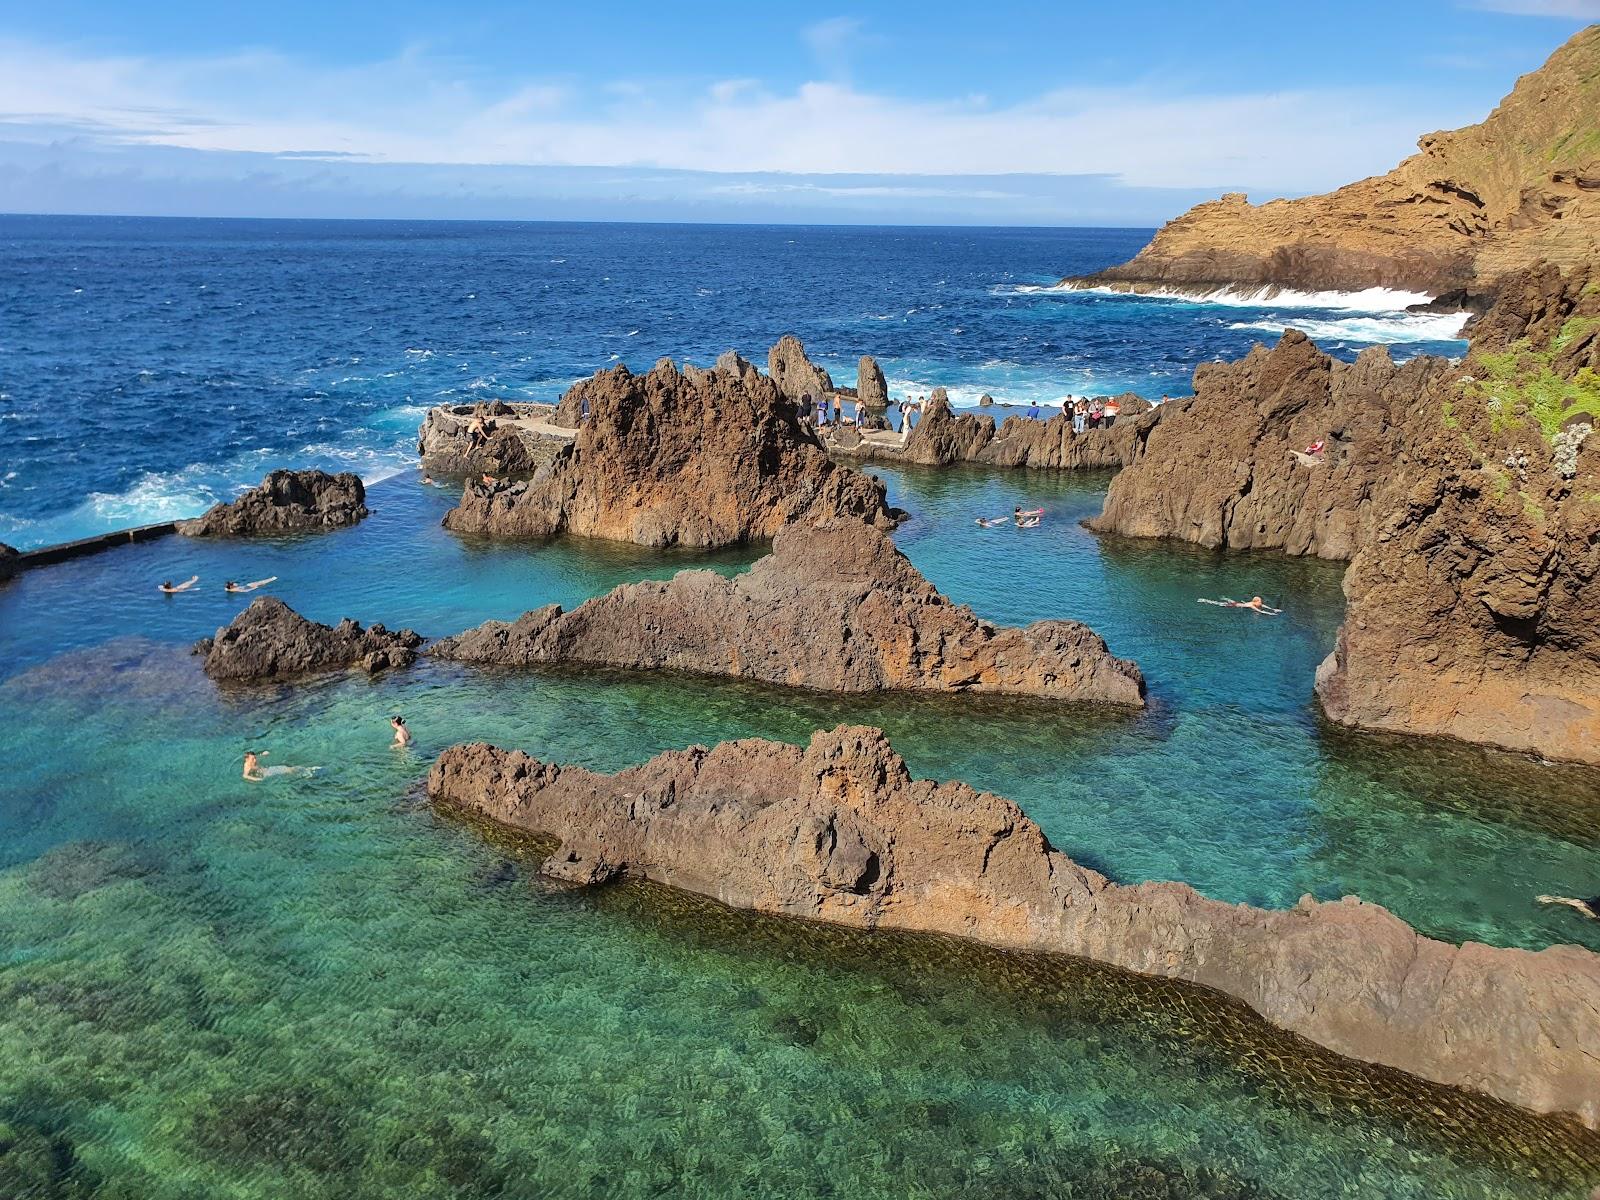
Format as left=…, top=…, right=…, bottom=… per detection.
left=1008, top=281, right=1443, bottom=312
left=1227, top=311, right=1470, bottom=345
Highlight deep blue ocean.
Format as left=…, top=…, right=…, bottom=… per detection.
left=9, top=217, right=1595, bottom=1199
left=0, top=216, right=1472, bottom=549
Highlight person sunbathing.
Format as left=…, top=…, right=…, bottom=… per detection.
left=225, top=577, right=277, bottom=593
left=159, top=576, right=199, bottom=593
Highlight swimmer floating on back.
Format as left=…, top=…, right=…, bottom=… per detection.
left=1537, top=893, right=1600, bottom=921
left=975, top=515, right=1010, bottom=528
left=242, top=750, right=319, bottom=782
left=225, top=577, right=278, bottom=593
left=159, top=576, right=200, bottom=594
left=1198, top=595, right=1283, bottom=615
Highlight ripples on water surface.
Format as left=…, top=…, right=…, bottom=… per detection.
left=2, top=469, right=1599, bottom=1198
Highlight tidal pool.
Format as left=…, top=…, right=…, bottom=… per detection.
left=1, top=467, right=1597, bottom=1198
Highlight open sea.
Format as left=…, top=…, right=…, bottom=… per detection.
left=3, top=217, right=1598, bottom=1199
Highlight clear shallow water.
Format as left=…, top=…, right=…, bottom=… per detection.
left=0, top=216, right=1471, bottom=549
left=2, top=472, right=1599, bottom=1197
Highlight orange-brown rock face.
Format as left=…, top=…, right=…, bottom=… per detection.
left=441, top=358, right=897, bottom=548
left=433, top=519, right=1145, bottom=706
left=1089, top=333, right=1450, bottom=559
left=896, top=391, right=1155, bottom=471
left=428, top=725, right=1600, bottom=1127
left=1070, top=26, right=1600, bottom=298
left=1316, top=264, right=1600, bottom=763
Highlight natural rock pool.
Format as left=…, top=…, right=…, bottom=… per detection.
left=3, top=467, right=1598, bottom=1198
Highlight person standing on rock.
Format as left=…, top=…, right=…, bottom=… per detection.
left=1104, top=397, right=1120, bottom=428
left=831, top=394, right=842, bottom=427
left=799, top=392, right=813, bottom=428
left=816, top=394, right=829, bottom=428
left=1073, top=399, right=1087, bottom=434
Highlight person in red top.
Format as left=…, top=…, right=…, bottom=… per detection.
left=1104, top=397, right=1121, bottom=428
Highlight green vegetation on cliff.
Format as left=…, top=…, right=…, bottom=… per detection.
left=1469, top=317, right=1600, bottom=442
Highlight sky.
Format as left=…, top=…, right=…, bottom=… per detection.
left=0, top=0, right=1595, bottom=225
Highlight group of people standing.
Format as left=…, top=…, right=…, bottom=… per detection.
left=1066, top=396, right=1119, bottom=433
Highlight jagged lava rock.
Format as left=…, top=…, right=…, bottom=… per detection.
left=767, top=334, right=835, bottom=403
left=442, top=358, right=897, bottom=548
left=1067, top=27, right=1600, bottom=298
left=856, top=355, right=888, bottom=410
left=1316, top=262, right=1600, bottom=763
left=1089, top=332, right=1450, bottom=558
left=417, top=402, right=569, bottom=476
left=429, top=724, right=1600, bottom=1127
left=433, top=520, right=1144, bottom=704
left=900, top=390, right=1155, bottom=471
left=195, top=597, right=422, bottom=681
left=0, top=543, right=17, bottom=580
left=177, top=470, right=368, bottom=537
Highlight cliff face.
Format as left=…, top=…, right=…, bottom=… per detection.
left=442, top=358, right=897, bottom=548
left=433, top=520, right=1145, bottom=706
left=1089, top=334, right=1450, bottom=559
left=1316, top=263, right=1600, bottom=762
left=429, top=725, right=1600, bottom=1127
left=176, top=470, right=368, bottom=537
left=893, top=391, right=1156, bottom=470
left=1069, top=26, right=1600, bottom=298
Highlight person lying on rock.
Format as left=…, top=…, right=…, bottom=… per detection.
left=225, top=576, right=277, bottom=593
left=1537, top=893, right=1600, bottom=921
left=159, top=575, right=200, bottom=594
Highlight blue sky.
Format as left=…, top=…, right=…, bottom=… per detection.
left=0, top=0, right=1594, bottom=224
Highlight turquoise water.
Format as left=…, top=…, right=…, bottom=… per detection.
left=2, top=470, right=1599, bottom=1197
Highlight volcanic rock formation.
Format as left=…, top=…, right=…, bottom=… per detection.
left=442, top=358, right=897, bottom=548
left=433, top=519, right=1144, bottom=705
left=920, top=390, right=1153, bottom=470
left=418, top=402, right=571, bottom=476
left=195, top=597, right=422, bottom=681
left=428, top=724, right=1600, bottom=1127
left=0, top=543, right=17, bottom=580
left=1316, top=262, right=1600, bottom=762
left=1067, top=26, right=1600, bottom=298
left=177, top=470, right=369, bottom=537
left=1089, top=332, right=1451, bottom=558
left=767, top=335, right=835, bottom=405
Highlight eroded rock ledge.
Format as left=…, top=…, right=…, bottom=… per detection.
left=442, top=358, right=896, bottom=548
left=195, top=597, right=421, bottom=681
left=417, top=401, right=572, bottom=476
left=429, top=725, right=1600, bottom=1127
left=1063, top=27, right=1600, bottom=298
left=433, top=520, right=1144, bottom=705
left=177, top=470, right=369, bottom=537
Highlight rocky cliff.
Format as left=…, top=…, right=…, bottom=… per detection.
left=1068, top=26, right=1600, bottom=298
left=442, top=358, right=896, bottom=548
left=895, top=389, right=1155, bottom=470
left=429, top=725, right=1600, bottom=1127
left=195, top=597, right=422, bottom=681
left=1089, top=333, right=1450, bottom=559
left=177, top=470, right=368, bottom=537
left=434, top=520, right=1144, bottom=705
left=417, top=401, right=571, bottom=476
left=1316, top=263, right=1600, bottom=763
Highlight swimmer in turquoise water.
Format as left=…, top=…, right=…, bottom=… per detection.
left=159, top=575, right=200, bottom=594
left=225, top=577, right=277, bottom=593
left=243, top=750, right=319, bottom=781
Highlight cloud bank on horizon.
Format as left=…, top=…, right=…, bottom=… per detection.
left=0, top=1, right=1593, bottom=225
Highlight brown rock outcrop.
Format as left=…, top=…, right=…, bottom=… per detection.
left=429, top=725, right=1600, bottom=1127
left=433, top=520, right=1144, bottom=705
left=1068, top=26, right=1600, bottom=298
left=895, top=390, right=1155, bottom=471
left=176, top=470, right=368, bottom=537
left=767, top=334, right=835, bottom=403
left=1089, top=333, right=1450, bottom=558
left=194, top=596, right=421, bottom=681
left=856, top=355, right=888, bottom=411
left=417, top=402, right=570, bottom=476
left=442, top=358, right=896, bottom=548
left=1316, top=262, right=1600, bottom=763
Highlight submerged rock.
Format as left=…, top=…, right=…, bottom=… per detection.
left=430, top=724, right=1600, bottom=1128
left=195, top=597, right=421, bottom=681
left=176, top=470, right=368, bottom=537
left=433, top=519, right=1144, bottom=705
left=442, top=358, right=897, bottom=548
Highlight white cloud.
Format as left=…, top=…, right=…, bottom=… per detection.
left=803, top=17, right=867, bottom=61
left=1468, top=0, right=1600, bottom=15
left=0, top=35, right=1480, bottom=194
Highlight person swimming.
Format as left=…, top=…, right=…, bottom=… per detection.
left=225, top=577, right=278, bottom=593
left=1537, top=893, right=1600, bottom=921
left=1198, top=595, right=1283, bottom=615
left=391, top=715, right=412, bottom=747
left=159, top=576, right=200, bottom=594
left=1013, top=507, right=1044, bottom=527
left=242, top=750, right=318, bottom=781
left=975, top=516, right=1010, bottom=528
